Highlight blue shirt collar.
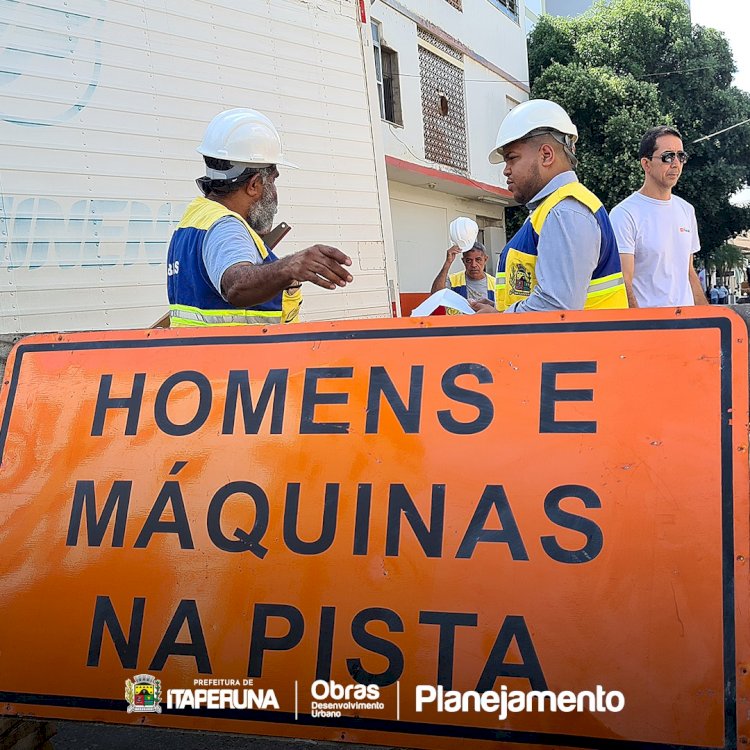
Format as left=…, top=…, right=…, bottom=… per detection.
left=526, top=171, right=578, bottom=210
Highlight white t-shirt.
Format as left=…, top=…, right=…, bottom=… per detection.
left=610, top=191, right=700, bottom=307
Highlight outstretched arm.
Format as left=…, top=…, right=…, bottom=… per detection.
left=222, top=245, right=353, bottom=308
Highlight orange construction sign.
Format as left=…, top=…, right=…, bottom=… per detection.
left=0, top=308, right=748, bottom=749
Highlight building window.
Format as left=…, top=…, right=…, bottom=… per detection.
left=371, top=21, right=402, bottom=125
left=417, top=31, right=467, bottom=172
left=443, top=0, right=462, bottom=9
left=486, top=0, right=518, bottom=20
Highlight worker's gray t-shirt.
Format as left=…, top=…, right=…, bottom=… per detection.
left=466, top=276, right=490, bottom=301
left=202, top=216, right=263, bottom=301
left=445, top=275, right=491, bottom=301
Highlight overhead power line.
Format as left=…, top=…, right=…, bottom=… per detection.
left=385, top=61, right=732, bottom=86
left=692, top=118, right=750, bottom=143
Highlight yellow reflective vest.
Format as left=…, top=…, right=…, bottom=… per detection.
left=166, top=198, right=283, bottom=327
left=495, top=182, right=628, bottom=311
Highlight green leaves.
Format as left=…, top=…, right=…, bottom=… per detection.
left=533, top=63, right=663, bottom=205
left=707, top=243, right=747, bottom=276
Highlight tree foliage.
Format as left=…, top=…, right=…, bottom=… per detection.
left=708, top=243, right=746, bottom=277
left=526, top=0, right=750, bottom=260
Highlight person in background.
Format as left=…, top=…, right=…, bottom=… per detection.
left=430, top=242, right=495, bottom=308
left=166, top=108, right=353, bottom=327
left=717, top=283, right=729, bottom=304
left=474, top=98, right=627, bottom=313
left=709, top=284, right=719, bottom=305
left=610, top=125, right=708, bottom=308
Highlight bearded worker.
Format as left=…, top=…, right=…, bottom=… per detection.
left=167, top=108, right=353, bottom=327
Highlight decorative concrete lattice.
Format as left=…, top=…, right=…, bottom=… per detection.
left=418, top=40, right=467, bottom=172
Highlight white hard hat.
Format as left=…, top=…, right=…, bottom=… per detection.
left=197, top=108, right=297, bottom=169
left=449, top=217, right=479, bottom=252
left=488, top=99, right=578, bottom=164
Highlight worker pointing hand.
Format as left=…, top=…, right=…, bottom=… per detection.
left=286, top=245, right=353, bottom=290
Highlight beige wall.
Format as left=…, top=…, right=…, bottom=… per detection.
left=388, top=181, right=506, bottom=293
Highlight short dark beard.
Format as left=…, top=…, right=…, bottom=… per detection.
left=515, top=168, right=545, bottom=205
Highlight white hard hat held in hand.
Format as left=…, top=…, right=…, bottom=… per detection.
left=197, top=108, right=298, bottom=168
left=488, top=98, right=578, bottom=164
left=449, top=217, right=479, bottom=251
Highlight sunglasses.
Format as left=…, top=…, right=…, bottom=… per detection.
left=649, top=150, right=689, bottom=164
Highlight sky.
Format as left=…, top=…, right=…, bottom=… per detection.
left=690, top=0, right=750, bottom=203
left=690, top=0, right=750, bottom=94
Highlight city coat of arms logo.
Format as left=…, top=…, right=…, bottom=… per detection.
left=125, top=673, right=162, bottom=713
left=509, top=262, right=533, bottom=296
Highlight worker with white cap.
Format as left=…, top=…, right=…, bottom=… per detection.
left=475, top=99, right=627, bottom=313
left=167, top=108, right=353, bottom=327
left=430, top=217, right=495, bottom=309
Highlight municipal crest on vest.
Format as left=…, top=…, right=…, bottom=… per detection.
left=509, top=262, right=533, bottom=297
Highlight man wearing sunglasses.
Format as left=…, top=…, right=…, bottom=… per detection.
left=610, top=126, right=708, bottom=307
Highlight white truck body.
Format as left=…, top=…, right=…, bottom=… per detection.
left=0, top=0, right=399, bottom=333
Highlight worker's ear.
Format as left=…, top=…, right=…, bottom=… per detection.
left=539, top=142, right=556, bottom=166
left=244, top=172, right=265, bottom=201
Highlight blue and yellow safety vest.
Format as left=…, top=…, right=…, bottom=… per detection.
left=167, top=197, right=284, bottom=327
left=495, top=182, right=628, bottom=311
left=448, top=271, right=496, bottom=302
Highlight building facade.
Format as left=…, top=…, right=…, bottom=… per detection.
left=369, top=0, right=530, bottom=313
left=0, top=0, right=402, bottom=332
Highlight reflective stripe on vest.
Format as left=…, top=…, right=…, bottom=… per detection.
left=495, top=182, right=628, bottom=311
left=495, top=271, right=507, bottom=298
left=167, top=197, right=283, bottom=327
left=169, top=304, right=282, bottom=327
